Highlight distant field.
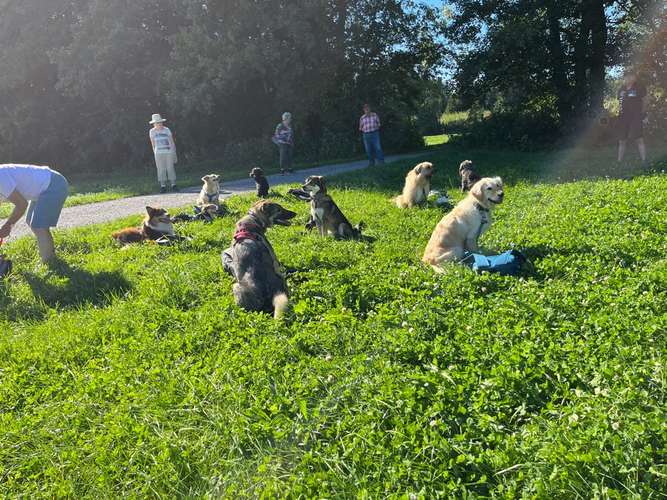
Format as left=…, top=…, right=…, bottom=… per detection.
left=1, top=143, right=665, bottom=496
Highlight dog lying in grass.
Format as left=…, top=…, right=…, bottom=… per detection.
left=112, top=206, right=176, bottom=245
left=422, top=177, right=504, bottom=270
left=222, top=200, right=296, bottom=319
left=197, top=174, right=221, bottom=206
left=291, top=176, right=364, bottom=239
left=459, top=160, right=481, bottom=192
left=249, top=168, right=270, bottom=197
left=394, top=162, right=434, bottom=208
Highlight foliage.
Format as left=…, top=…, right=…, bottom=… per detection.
left=446, top=0, right=666, bottom=145
left=1, top=146, right=666, bottom=496
left=0, top=0, right=442, bottom=174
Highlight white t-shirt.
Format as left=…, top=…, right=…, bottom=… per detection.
left=0, top=164, right=52, bottom=201
left=149, top=126, right=175, bottom=154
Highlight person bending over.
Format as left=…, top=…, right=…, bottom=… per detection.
left=0, top=164, right=69, bottom=263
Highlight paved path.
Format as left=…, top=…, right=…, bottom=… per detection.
left=7, top=153, right=424, bottom=241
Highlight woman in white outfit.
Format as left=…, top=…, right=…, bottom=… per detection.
left=149, top=113, right=178, bottom=193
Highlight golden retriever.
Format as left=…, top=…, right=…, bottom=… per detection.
left=394, top=162, right=434, bottom=208
left=422, top=177, right=504, bottom=271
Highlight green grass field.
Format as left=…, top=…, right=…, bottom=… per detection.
left=1, top=144, right=666, bottom=496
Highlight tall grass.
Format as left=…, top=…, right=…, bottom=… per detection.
left=1, top=145, right=666, bottom=496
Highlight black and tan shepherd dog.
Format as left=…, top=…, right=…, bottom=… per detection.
left=249, top=167, right=270, bottom=197
left=296, top=175, right=364, bottom=239
left=112, top=206, right=176, bottom=245
left=459, top=160, right=482, bottom=192
left=222, top=200, right=296, bottom=319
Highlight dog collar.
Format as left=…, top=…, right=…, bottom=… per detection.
left=474, top=202, right=489, bottom=213
left=233, top=222, right=263, bottom=243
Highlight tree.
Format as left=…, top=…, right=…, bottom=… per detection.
left=446, top=0, right=644, bottom=134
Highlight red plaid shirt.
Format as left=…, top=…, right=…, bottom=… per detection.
left=359, top=112, right=381, bottom=133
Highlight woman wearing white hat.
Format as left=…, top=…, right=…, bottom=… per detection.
left=149, top=113, right=178, bottom=193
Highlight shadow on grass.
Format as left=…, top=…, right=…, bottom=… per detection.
left=21, top=259, right=131, bottom=310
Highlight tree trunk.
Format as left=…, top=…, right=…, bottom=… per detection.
left=574, top=3, right=591, bottom=116
left=547, top=1, right=571, bottom=126
left=588, top=0, right=608, bottom=115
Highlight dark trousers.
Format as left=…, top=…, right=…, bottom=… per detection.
left=362, top=130, right=384, bottom=165
left=279, top=143, right=293, bottom=172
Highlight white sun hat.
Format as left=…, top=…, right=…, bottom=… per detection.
left=149, top=113, right=167, bottom=124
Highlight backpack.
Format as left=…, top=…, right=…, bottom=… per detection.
left=461, top=249, right=527, bottom=276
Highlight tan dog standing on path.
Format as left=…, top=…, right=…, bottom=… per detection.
left=422, top=177, right=504, bottom=271
left=394, top=162, right=434, bottom=208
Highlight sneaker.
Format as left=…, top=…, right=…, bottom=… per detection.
left=171, top=185, right=179, bottom=192
left=160, top=186, right=167, bottom=194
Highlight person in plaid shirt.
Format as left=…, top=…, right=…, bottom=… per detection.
left=359, top=103, right=385, bottom=167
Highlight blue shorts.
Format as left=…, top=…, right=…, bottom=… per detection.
left=26, top=170, right=69, bottom=229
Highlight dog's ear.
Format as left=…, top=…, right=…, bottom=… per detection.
left=146, top=206, right=156, bottom=216
left=470, top=180, right=486, bottom=202
left=415, top=165, right=422, bottom=175
left=202, top=175, right=210, bottom=182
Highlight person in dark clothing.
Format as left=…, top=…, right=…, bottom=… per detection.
left=617, top=69, right=648, bottom=165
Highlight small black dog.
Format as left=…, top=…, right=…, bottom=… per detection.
left=459, top=160, right=482, bottom=192
left=250, top=167, right=270, bottom=197
left=0, top=255, right=12, bottom=279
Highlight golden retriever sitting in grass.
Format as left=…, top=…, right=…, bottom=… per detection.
left=394, top=162, right=434, bottom=208
left=422, top=177, right=504, bottom=271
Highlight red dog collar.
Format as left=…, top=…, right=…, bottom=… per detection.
left=233, top=223, right=262, bottom=243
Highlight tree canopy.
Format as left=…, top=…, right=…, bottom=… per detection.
left=446, top=0, right=666, bottom=143
left=0, top=0, right=445, bottom=173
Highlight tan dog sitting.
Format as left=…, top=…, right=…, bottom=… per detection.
left=422, top=177, right=504, bottom=271
left=394, top=162, right=434, bottom=208
left=197, top=174, right=221, bottom=207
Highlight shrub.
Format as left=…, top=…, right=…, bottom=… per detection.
left=454, top=108, right=562, bottom=150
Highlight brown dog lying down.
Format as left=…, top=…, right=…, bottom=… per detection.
left=422, top=177, right=504, bottom=271
left=222, top=200, right=296, bottom=319
left=459, top=160, right=481, bottom=192
left=394, top=162, right=434, bottom=208
left=112, top=206, right=176, bottom=245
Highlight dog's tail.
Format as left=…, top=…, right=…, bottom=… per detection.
left=273, top=293, right=289, bottom=320
left=393, top=195, right=408, bottom=208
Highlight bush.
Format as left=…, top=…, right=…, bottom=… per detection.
left=454, top=108, right=562, bottom=150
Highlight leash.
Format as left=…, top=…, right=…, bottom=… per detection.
left=474, top=203, right=490, bottom=243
